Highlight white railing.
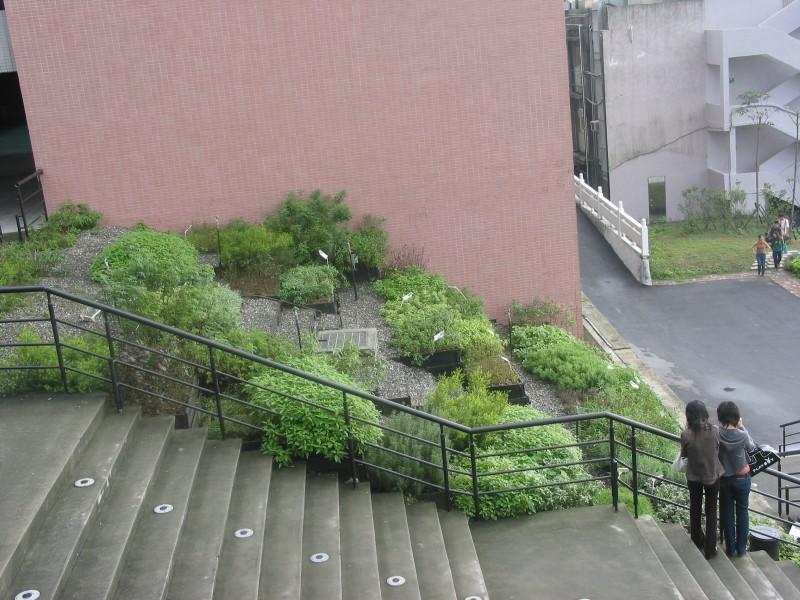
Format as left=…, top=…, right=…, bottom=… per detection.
left=575, top=174, right=652, bottom=285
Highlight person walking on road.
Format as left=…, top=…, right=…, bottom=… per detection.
left=717, top=401, right=756, bottom=557
left=681, top=400, right=724, bottom=559
left=752, top=235, right=769, bottom=276
left=780, top=213, right=791, bottom=245
left=771, top=234, right=784, bottom=270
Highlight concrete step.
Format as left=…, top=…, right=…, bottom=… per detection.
left=0, top=393, right=107, bottom=600
left=730, top=553, right=783, bottom=600
left=705, top=551, right=759, bottom=600
left=259, top=463, right=306, bottom=599
left=780, top=561, right=800, bottom=590
left=7, top=407, right=138, bottom=600
left=212, top=452, right=273, bottom=600
left=113, top=428, right=207, bottom=600
left=406, top=503, right=457, bottom=600
left=371, top=493, right=421, bottom=600
left=166, top=438, right=242, bottom=600
left=635, top=515, right=708, bottom=600
left=439, top=509, right=489, bottom=600
left=300, top=473, right=342, bottom=600
left=660, top=524, right=735, bottom=600
left=58, top=416, right=174, bottom=600
left=751, top=552, right=800, bottom=600
left=339, top=483, right=382, bottom=600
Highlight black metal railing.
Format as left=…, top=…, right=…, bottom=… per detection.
left=2, top=285, right=800, bottom=551
left=779, top=418, right=800, bottom=519
left=14, top=169, right=47, bottom=242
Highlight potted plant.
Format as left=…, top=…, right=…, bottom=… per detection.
left=465, top=354, right=528, bottom=405
left=279, top=264, right=342, bottom=314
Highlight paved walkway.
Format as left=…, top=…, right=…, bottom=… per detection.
left=579, top=208, right=800, bottom=447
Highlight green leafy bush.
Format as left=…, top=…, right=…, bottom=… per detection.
left=373, top=267, right=448, bottom=302
left=464, top=354, right=519, bottom=385
left=787, top=256, right=800, bottom=278
left=35, top=201, right=102, bottom=245
left=0, top=328, right=109, bottom=393
left=365, top=412, right=443, bottom=496
left=455, top=317, right=505, bottom=362
left=279, top=265, right=342, bottom=305
left=511, top=324, right=573, bottom=359
left=522, top=340, right=609, bottom=390
left=91, top=230, right=212, bottom=291
left=266, top=190, right=351, bottom=269
left=511, top=298, right=576, bottom=330
left=592, top=486, right=654, bottom=517
left=219, top=221, right=297, bottom=276
left=349, top=215, right=388, bottom=270
left=382, top=300, right=461, bottom=364
left=427, top=370, right=507, bottom=449
left=248, top=354, right=381, bottom=466
left=450, top=405, right=598, bottom=519
left=159, top=282, right=242, bottom=338
left=329, top=341, right=386, bottom=392
left=186, top=223, right=219, bottom=253
left=648, top=481, right=689, bottom=526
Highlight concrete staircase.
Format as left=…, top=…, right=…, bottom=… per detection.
left=0, top=393, right=489, bottom=600
left=7, top=393, right=800, bottom=600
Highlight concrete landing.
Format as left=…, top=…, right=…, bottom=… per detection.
left=470, top=505, right=680, bottom=600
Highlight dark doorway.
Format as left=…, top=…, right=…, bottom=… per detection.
left=0, top=71, right=35, bottom=238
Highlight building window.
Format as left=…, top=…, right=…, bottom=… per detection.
left=648, top=176, right=666, bottom=220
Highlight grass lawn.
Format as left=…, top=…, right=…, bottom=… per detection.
left=648, top=221, right=769, bottom=281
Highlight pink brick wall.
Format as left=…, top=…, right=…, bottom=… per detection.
left=5, top=1, right=580, bottom=323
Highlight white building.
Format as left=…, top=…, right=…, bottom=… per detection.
left=568, top=0, right=800, bottom=221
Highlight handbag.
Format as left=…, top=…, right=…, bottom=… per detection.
left=672, top=453, right=687, bottom=473
left=746, top=445, right=779, bottom=475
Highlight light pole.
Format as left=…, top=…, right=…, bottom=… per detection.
left=728, top=103, right=799, bottom=226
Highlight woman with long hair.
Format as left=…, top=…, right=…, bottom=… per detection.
left=717, top=400, right=756, bottom=557
left=680, top=400, right=724, bottom=559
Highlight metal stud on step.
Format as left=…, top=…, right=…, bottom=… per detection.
left=464, top=596, right=484, bottom=600
left=386, top=576, right=406, bottom=587
left=15, top=590, right=40, bottom=600
left=153, top=503, right=174, bottom=514
left=309, top=552, right=329, bottom=563
left=234, top=528, right=254, bottom=539
left=74, top=477, right=95, bottom=488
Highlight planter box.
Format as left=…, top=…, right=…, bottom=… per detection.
left=418, top=350, right=463, bottom=376
left=488, top=382, right=529, bottom=405
left=279, top=299, right=338, bottom=315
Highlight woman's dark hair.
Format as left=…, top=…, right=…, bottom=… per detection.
left=717, top=401, right=741, bottom=427
left=686, top=400, right=709, bottom=432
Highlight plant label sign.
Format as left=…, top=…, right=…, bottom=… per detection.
left=402, top=292, right=413, bottom=303
left=433, top=331, right=444, bottom=342
left=318, top=249, right=328, bottom=260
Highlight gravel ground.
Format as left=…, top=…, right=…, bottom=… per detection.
left=2, top=228, right=565, bottom=415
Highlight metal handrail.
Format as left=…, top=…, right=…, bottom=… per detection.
left=3, top=285, right=800, bottom=539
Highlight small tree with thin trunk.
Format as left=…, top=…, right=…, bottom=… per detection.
left=736, top=91, right=773, bottom=223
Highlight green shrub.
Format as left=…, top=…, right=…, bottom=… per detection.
left=451, top=404, right=598, bottom=519
left=511, top=324, right=573, bottom=359
left=788, top=256, right=800, bottom=278
left=511, top=298, right=576, bottom=330
left=426, top=370, right=507, bottom=449
left=373, top=267, right=448, bottom=302
left=0, top=327, right=109, bottom=393
left=91, top=230, right=212, bottom=291
left=365, top=412, right=443, bottom=496
left=279, top=265, right=342, bottom=305
left=219, top=221, right=297, bottom=276
left=329, top=341, right=386, bottom=392
left=159, top=282, right=242, bottom=338
left=349, top=215, right=388, bottom=270
left=248, top=354, right=381, bottom=466
left=266, top=190, right=351, bottom=269
left=465, top=354, right=519, bottom=385
left=186, top=223, right=219, bottom=253
left=454, top=317, right=505, bottom=362
left=522, top=340, right=609, bottom=390
left=592, top=486, right=654, bottom=517
left=35, top=201, right=102, bottom=244
left=648, top=480, right=689, bottom=526
left=382, top=301, right=461, bottom=364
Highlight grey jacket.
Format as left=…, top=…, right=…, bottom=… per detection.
left=718, top=427, right=756, bottom=477
left=681, top=424, right=724, bottom=485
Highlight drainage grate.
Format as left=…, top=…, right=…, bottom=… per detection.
left=317, top=328, right=378, bottom=353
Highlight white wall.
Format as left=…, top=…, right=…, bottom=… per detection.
left=704, top=0, right=784, bottom=28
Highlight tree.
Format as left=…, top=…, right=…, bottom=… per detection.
left=736, top=91, right=773, bottom=222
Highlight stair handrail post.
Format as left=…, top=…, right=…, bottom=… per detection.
left=103, top=310, right=122, bottom=411
left=640, top=218, right=649, bottom=257
left=46, top=290, right=69, bottom=393
left=342, top=391, right=359, bottom=487
left=439, top=423, right=452, bottom=511
left=208, top=347, right=226, bottom=439
left=631, top=425, right=639, bottom=519
left=778, top=459, right=784, bottom=517
left=609, top=417, right=619, bottom=512
left=469, top=432, right=481, bottom=519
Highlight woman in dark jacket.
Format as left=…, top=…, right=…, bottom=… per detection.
left=680, top=400, right=724, bottom=559
left=717, top=400, right=756, bottom=557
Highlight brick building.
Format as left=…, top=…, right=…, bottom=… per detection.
left=2, top=1, right=579, bottom=321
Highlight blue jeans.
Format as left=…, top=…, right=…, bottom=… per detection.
left=719, top=475, right=751, bottom=556
left=756, top=254, right=766, bottom=274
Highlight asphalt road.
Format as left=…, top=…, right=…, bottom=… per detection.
left=578, top=208, right=800, bottom=447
